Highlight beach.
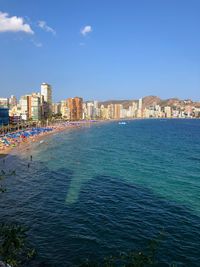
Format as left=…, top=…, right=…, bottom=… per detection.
left=0, top=120, right=99, bottom=157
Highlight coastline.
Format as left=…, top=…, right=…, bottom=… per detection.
left=0, top=121, right=101, bottom=159
left=1, top=117, right=199, bottom=159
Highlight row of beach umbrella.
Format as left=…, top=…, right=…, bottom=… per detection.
left=0, top=127, right=53, bottom=146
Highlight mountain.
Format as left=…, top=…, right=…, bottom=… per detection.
left=142, top=96, right=161, bottom=108
left=98, top=96, right=199, bottom=108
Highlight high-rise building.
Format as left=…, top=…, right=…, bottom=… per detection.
left=41, top=83, right=52, bottom=104
left=52, top=103, right=61, bottom=115
left=138, top=98, right=143, bottom=110
left=84, top=101, right=99, bottom=119
left=100, top=105, right=106, bottom=119
left=27, top=94, right=41, bottom=121
left=41, top=83, right=52, bottom=117
left=75, top=97, right=83, bottom=120
left=164, top=106, right=172, bottom=118
left=19, top=95, right=29, bottom=120
left=60, top=100, right=69, bottom=118
left=87, top=102, right=94, bottom=119
left=114, top=104, right=122, bottom=119
left=137, top=98, right=143, bottom=118
left=93, top=101, right=99, bottom=118
left=67, top=97, right=83, bottom=121
left=0, top=98, right=9, bottom=108
left=82, top=103, right=87, bottom=119
left=107, top=104, right=114, bottom=119
left=143, top=108, right=149, bottom=118
left=19, top=93, right=41, bottom=121
left=120, top=108, right=128, bottom=118
left=9, top=104, right=22, bottom=120
left=0, top=108, right=9, bottom=125
left=8, top=95, right=17, bottom=109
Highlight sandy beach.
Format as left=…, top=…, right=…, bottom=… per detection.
left=0, top=121, right=100, bottom=158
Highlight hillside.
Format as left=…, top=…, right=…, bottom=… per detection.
left=98, top=96, right=199, bottom=108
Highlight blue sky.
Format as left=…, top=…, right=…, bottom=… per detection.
left=0, top=0, right=200, bottom=102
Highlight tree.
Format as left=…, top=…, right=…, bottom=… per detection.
left=80, top=232, right=177, bottom=267
left=0, top=170, right=36, bottom=267
left=0, top=224, right=35, bottom=267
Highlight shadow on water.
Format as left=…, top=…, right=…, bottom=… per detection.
left=65, top=174, right=200, bottom=267
left=17, top=172, right=200, bottom=266
left=0, top=156, right=200, bottom=266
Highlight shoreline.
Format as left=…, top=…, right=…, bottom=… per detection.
left=0, top=121, right=101, bottom=159
left=0, top=117, right=199, bottom=159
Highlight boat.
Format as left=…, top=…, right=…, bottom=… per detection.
left=118, top=121, right=127, bottom=125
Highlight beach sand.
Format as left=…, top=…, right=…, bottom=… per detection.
left=0, top=121, right=99, bottom=159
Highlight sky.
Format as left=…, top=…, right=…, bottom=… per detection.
left=0, top=0, right=200, bottom=102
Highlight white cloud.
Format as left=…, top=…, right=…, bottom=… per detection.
left=38, top=20, right=56, bottom=35
left=81, top=25, right=92, bottom=36
left=31, top=40, right=42, bottom=47
left=0, top=11, right=34, bottom=34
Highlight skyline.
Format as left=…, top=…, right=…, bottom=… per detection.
left=2, top=82, right=200, bottom=124
left=1, top=86, right=200, bottom=103
left=0, top=0, right=200, bottom=101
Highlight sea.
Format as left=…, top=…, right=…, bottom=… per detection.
left=0, top=119, right=200, bottom=266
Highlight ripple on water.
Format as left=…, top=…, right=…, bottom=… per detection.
left=0, top=120, right=200, bottom=266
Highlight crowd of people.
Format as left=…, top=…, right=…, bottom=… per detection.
left=0, top=127, right=54, bottom=152
left=0, top=120, right=97, bottom=154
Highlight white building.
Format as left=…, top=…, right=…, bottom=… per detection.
left=41, top=83, right=52, bottom=117
left=93, top=101, right=100, bottom=118
left=164, top=106, right=172, bottom=118
left=87, top=102, right=94, bottom=119
left=52, top=103, right=61, bottom=115
left=19, top=95, right=29, bottom=120
left=0, top=98, right=9, bottom=108
left=137, top=98, right=143, bottom=118
left=138, top=98, right=142, bottom=110
left=8, top=95, right=17, bottom=109
left=41, top=83, right=52, bottom=104
left=60, top=100, right=69, bottom=119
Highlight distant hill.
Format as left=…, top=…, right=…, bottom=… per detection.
left=98, top=95, right=200, bottom=108
left=142, top=96, right=161, bottom=108
left=99, top=96, right=161, bottom=108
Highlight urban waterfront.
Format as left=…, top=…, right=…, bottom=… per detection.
left=0, top=119, right=200, bottom=266
left=1, top=1, right=200, bottom=266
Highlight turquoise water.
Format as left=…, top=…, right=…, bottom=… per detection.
left=0, top=119, right=200, bottom=266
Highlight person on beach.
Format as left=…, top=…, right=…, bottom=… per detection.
left=30, top=155, right=32, bottom=161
